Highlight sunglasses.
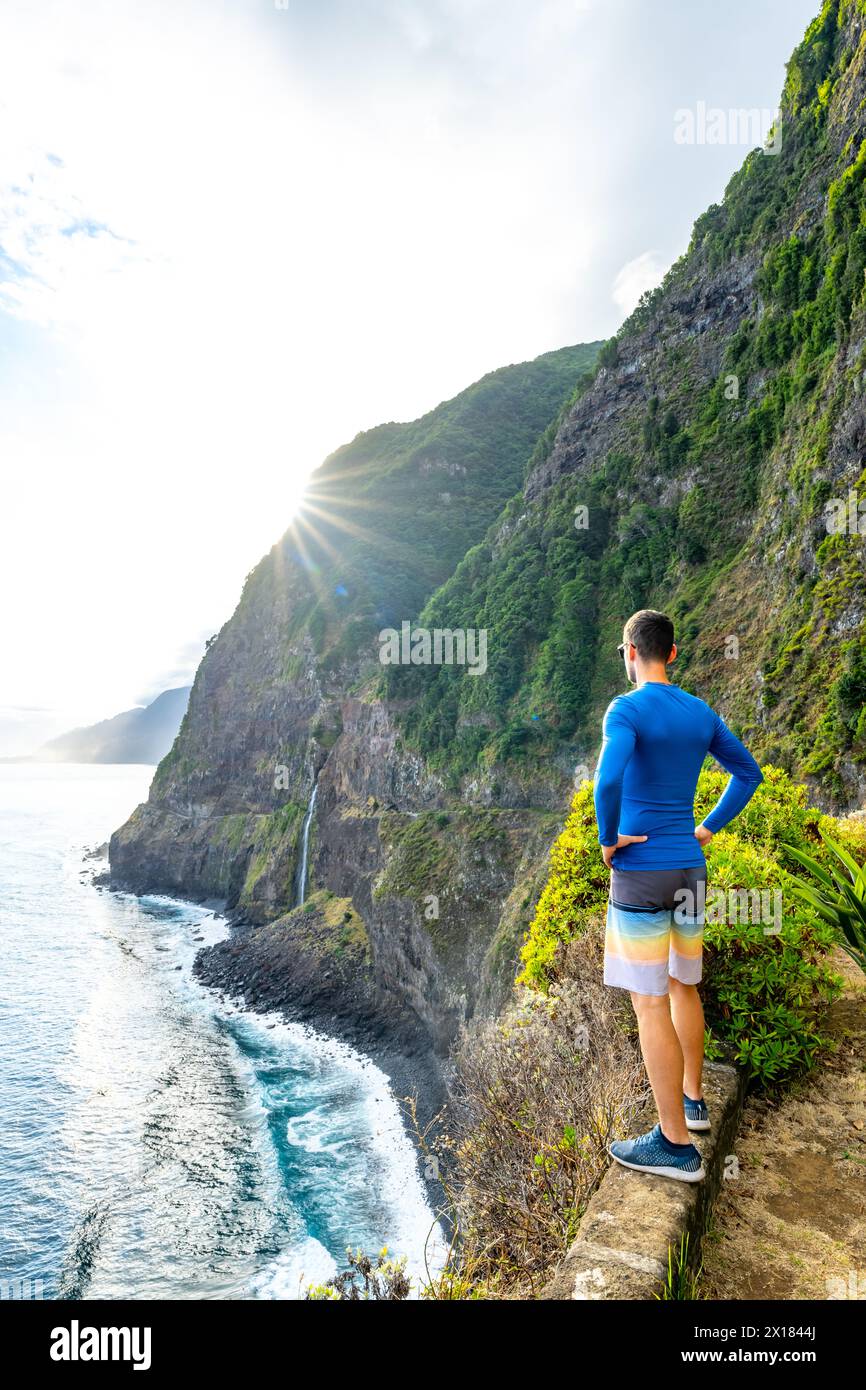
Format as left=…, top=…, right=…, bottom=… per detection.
left=617, top=642, right=631, bottom=657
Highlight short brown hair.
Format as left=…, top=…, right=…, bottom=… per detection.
left=623, top=609, right=675, bottom=662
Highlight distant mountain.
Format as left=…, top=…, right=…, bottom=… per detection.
left=38, top=687, right=191, bottom=765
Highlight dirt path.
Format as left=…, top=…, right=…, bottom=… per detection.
left=700, top=950, right=866, bottom=1301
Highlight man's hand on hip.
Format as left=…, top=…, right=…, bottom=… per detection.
left=694, top=824, right=714, bottom=848
left=601, top=834, right=648, bottom=869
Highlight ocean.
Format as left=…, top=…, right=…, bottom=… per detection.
left=0, top=763, right=443, bottom=1300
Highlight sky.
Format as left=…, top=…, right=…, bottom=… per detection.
left=0, top=0, right=819, bottom=753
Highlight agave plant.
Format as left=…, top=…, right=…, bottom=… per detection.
left=782, top=828, right=866, bottom=974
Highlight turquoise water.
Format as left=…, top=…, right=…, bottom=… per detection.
left=0, top=764, right=443, bottom=1300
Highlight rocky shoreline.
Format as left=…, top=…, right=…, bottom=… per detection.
left=163, top=891, right=453, bottom=1240
left=195, top=910, right=448, bottom=1113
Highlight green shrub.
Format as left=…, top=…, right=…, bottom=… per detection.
left=598, top=337, right=619, bottom=369
left=305, top=1247, right=411, bottom=1301
left=783, top=825, right=866, bottom=974
left=517, top=781, right=609, bottom=992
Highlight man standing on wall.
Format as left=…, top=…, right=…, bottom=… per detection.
left=594, top=609, right=763, bottom=1181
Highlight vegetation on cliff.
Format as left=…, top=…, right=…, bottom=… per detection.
left=275, top=341, right=602, bottom=675
left=383, top=0, right=866, bottom=806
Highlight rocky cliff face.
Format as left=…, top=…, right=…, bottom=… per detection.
left=390, top=0, right=866, bottom=811
left=112, top=0, right=866, bottom=1070
left=110, top=345, right=598, bottom=1065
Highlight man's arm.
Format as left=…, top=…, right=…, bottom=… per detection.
left=594, top=699, right=645, bottom=865
left=700, top=712, right=764, bottom=836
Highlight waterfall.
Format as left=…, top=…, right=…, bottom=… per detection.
left=294, top=783, right=318, bottom=907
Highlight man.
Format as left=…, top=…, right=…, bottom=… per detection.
left=594, top=609, right=763, bottom=1182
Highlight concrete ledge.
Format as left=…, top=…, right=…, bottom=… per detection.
left=543, top=1061, right=745, bottom=1299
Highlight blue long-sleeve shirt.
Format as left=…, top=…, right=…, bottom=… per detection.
left=593, top=681, right=763, bottom=870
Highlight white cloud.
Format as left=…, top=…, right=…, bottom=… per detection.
left=0, top=145, right=147, bottom=329
left=611, top=250, right=667, bottom=316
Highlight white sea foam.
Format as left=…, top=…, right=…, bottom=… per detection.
left=251, top=1234, right=338, bottom=1300
left=215, top=1006, right=449, bottom=1297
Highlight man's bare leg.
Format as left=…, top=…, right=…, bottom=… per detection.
left=668, top=977, right=705, bottom=1100
left=629, top=991, right=691, bottom=1145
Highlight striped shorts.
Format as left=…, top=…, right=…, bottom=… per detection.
left=604, top=866, right=706, bottom=997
